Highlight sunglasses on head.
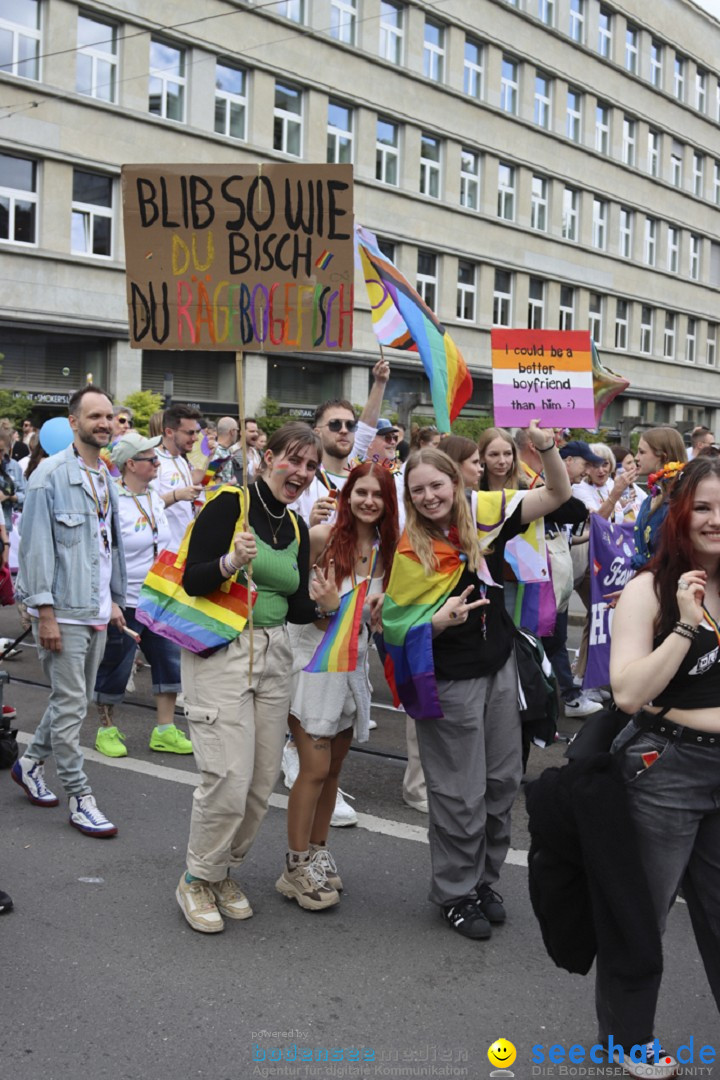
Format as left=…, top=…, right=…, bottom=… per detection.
left=325, top=419, right=358, bottom=433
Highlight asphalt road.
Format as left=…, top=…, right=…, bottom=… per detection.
left=1, top=608, right=717, bottom=1080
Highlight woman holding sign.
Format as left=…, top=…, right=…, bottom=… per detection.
left=278, top=463, right=398, bottom=910
left=381, top=422, right=570, bottom=940
left=175, top=423, right=341, bottom=935
left=601, top=454, right=720, bottom=1074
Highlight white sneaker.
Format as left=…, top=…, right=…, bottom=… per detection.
left=617, top=1043, right=678, bottom=1079
left=563, top=694, right=604, bottom=718
left=330, top=789, right=358, bottom=827
left=68, top=794, right=118, bottom=837
left=368, top=718, right=378, bottom=730
left=281, top=739, right=299, bottom=789
left=403, top=794, right=429, bottom=814
left=584, top=687, right=611, bottom=703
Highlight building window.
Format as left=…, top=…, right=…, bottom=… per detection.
left=460, top=149, right=480, bottom=210
left=274, top=81, right=303, bottom=156
left=568, top=0, right=584, bottom=44
left=696, top=69, right=707, bottom=113
left=419, top=133, right=441, bottom=198
left=670, top=143, right=683, bottom=188
left=497, top=162, right=515, bottom=221
left=567, top=88, right=582, bottom=142
left=648, top=129, right=661, bottom=178
left=640, top=306, right=653, bottom=354
left=457, top=261, right=476, bottom=321
left=71, top=169, right=112, bottom=258
left=77, top=14, right=117, bottom=101
left=687, top=318, right=696, bottom=364
left=377, top=237, right=395, bottom=261
left=538, top=0, right=554, bottom=27
left=595, top=103, right=610, bottom=154
left=493, top=270, right=512, bottom=326
left=379, top=2, right=403, bottom=64
left=614, top=299, right=628, bottom=350
left=625, top=24, right=638, bottom=74
left=0, top=153, right=37, bottom=245
left=534, top=73, right=552, bottom=129
left=715, top=161, right=720, bottom=206
left=692, top=153, right=704, bottom=198
left=500, top=57, right=518, bottom=115
left=559, top=285, right=575, bottom=330
left=149, top=39, right=185, bottom=122
left=215, top=62, right=247, bottom=140
left=531, top=175, right=548, bottom=231
left=707, top=323, right=717, bottom=367
left=464, top=37, right=483, bottom=98
left=644, top=218, right=657, bottom=266
left=592, top=198, right=607, bottom=250
left=619, top=207, right=633, bottom=258
left=667, top=226, right=679, bottom=273
left=327, top=100, right=353, bottom=164
left=416, top=250, right=437, bottom=309
left=690, top=234, right=701, bottom=281
left=622, top=117, right=636, bottom=166
left=562, top=186, right=578, bottom=241
left=423, top=19, right=445, bottom=82
left=650, top=40, right=662, bottom=88
left=0, top=0, right=40, bottom=79
left=376, top=118, right=399, bottom=185
left=275, top=1, right=304, bottom=20
left=528, top=277, right=545, bottom=329
left=597, top=6, right=612, bottom=58
left=664, top=312, right=676, bottom=359
left=674, top=55, right=685, bottom=101
left=330, top=0, right=356, bottom=45
left=589, top=292, right=603, bottom=343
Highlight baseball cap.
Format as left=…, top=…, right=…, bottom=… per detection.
left=376, top=418, right=399, bottom=434
left=559, top=440, right=605, bottom=466
left=110, top=431, right=162, bottom=468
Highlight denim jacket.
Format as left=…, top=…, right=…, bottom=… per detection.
left=0, top=454, right=26, bottom=532
left=17, top=444, right=127, bottom=618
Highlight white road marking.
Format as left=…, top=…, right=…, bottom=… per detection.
left=15, top=731, right=528, bottom=866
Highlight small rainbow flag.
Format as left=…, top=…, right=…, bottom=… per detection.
left=315, top=249, right=333, bottom=270
left=355, top=225, right=472, bottom=433
left=201, top=456, right=225, bottom=487
left=303, top=578, right=369, bottom=673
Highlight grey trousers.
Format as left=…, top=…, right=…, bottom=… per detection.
left=414, top=654, right=522, bottom=907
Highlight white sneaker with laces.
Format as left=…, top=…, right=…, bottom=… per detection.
left=330, top=789, right=358, bottom=827
left=281, top=739, right=299, bottom=789
left=584, top=687, right=612, bottom=703
left=563, top=693, right=604, bottom=718
left=615, top=1042, right=678, bottom=1079
left=68, top=794, right=118, bottom=837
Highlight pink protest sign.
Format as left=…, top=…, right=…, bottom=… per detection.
left=491, top=329, right=596, bottom=428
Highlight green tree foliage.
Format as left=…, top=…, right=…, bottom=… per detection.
left=121, top=390, right=164, bottom=436
left=0, top=390, right=37, bottom=429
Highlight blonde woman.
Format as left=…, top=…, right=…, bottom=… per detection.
left=478, top=427, right=525, bottom=493
left=632, top=427, right=687, bottom=569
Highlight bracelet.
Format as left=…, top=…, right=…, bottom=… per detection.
left=220, top=553, right=240, bottom=577
left=675, top=621, right=700, bottom=637
left=673, top=624, right=698, bottom=642
left=315, top=605, right=340, bottom=619
left=538, top=442, right=555, bottom=453
left=172, top=490, right=178, bottom=503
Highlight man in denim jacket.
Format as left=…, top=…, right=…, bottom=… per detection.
left=13, top=387, right=127, bottom=837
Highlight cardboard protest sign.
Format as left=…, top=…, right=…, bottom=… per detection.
left=121, top=163, right=353, bottom=351
left=491, top=329, right=595, bottom=428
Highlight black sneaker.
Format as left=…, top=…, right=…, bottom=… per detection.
left=477, top=883, right=506, bottom=924
left=441, top=898, right=492, bottom=940
left=0, top=888, right=13, bottom=914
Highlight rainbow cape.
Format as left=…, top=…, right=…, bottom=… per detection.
left=382, top=491, right=525, bottom=719
left=355, top=225, right=473, bottom=433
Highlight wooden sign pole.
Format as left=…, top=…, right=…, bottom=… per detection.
left=235, top=351, right=254, bottom=684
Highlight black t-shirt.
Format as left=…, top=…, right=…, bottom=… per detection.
left=432, top=504, right=524, bottom=681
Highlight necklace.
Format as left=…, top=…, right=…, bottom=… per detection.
left=255, top=484, right=287, bottom=544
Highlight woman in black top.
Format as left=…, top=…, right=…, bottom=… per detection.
left=175, top=423, right=341, bottom=935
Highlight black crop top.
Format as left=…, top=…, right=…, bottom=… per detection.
left=652, top=623, right=720, bottom=709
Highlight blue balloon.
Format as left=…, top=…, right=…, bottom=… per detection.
left=39, top=416, right=73, bottom=456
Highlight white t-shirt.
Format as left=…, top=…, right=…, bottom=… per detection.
left=291, top=467, right=349, bottom=527
left=116, top=486, right=173, bottom=607
left=151, top=447, right=194, bottom=550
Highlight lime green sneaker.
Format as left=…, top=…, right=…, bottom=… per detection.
left=149, top=724, right=193, bottom=754
left=95, top=726, right=128, bottom=758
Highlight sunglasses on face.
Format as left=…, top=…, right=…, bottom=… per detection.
left=325, top=420, right=358, bottom=433
left=381, top=432, right=399, bottom=442
left=133, top=455, right=159, bottom=465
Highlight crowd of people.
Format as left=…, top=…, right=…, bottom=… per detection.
left=4, top=380, right=718, bottom=1077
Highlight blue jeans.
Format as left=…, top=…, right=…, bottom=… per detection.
left=94, top=607, right=181, bottom=702
left=26, top=620, right=107, bottom=796
left=596, top=718, right=720, bottom=1043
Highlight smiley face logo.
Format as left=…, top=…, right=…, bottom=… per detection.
left=488, top=1039, right=517, bottom=1070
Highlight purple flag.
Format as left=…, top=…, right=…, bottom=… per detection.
left=584, top=515, right=635, bottom=690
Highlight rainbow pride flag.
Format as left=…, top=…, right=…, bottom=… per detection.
left=201, top=456, right=225, bottom=487
left=303, top=579, right=369, bottom=673
left=382, top=491, right=525, bottom=718
left=355, top=225, right=472, bottom=433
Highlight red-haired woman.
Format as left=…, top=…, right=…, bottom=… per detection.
left=277, top=463, right=399, bottom=910
left=604, top=455, right=720, bottom=1072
